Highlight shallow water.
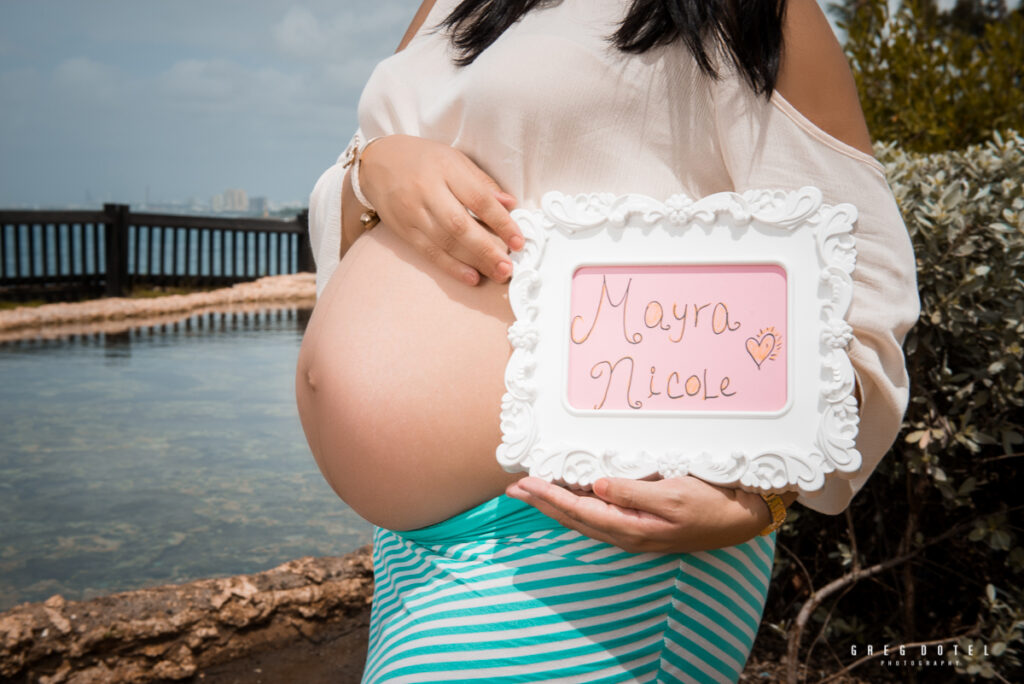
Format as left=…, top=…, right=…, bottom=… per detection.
left=0, top=308, right=373, bottom=612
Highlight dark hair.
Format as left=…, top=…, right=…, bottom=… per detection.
left=435, top=0, right=786, bottom=99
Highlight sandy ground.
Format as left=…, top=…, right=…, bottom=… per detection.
left=0, top=273, right=316, bottom=342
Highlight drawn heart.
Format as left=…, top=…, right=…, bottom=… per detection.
left=746, top=334, right=776, bottom=369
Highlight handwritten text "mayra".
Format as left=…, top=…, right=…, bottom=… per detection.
left=570, top=275, right=744, bottom=409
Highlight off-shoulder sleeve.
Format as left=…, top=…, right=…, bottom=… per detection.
left=308, top=129, right=360, bottom=300
left=710, top=74, right=921, bottom=515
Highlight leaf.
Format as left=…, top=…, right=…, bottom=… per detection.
left=989, top=529, right=1012, bottom=551
left=905, top=430, right=928, bottom=443
left=957, top=476, right=978, bottom=496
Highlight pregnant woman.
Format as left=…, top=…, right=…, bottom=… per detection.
left=295, top=0, right=919, bottom=681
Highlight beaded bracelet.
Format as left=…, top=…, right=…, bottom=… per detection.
left=351, top=136, right=383, bottom=210
left=341, top=132, right=383, bottom=229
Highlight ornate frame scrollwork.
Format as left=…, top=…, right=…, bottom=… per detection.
left=497, top=186, right=861, bottom=496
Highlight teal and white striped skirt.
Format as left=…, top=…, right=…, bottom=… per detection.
left=362, top=493, right=777, bottom=683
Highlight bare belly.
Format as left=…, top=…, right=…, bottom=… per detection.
left=295, top=223, right=525, bottom=531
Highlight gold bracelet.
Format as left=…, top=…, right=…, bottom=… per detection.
left=757, top=492, right=787, bottom=536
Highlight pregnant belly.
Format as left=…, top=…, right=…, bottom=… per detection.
left=295, top=223, right=525, bottom=531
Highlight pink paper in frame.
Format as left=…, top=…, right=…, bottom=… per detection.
left=567, top=264, right=787, bottom=412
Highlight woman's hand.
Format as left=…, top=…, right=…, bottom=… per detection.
left=358, top=134, right=525, bottom=286
left=505, top=475, right=773, bottom=554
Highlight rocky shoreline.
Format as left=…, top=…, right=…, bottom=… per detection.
left=0, top=274, right=316, bottom=342
left=0, top=549, right=373, bottom=684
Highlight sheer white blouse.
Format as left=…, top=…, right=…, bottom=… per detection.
left=307, top=0, right=921, bottom=515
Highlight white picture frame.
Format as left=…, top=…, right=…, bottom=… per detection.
left=496, top=187, right=862, bottom=496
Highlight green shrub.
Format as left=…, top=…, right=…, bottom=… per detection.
left=765, top=130, right=1024, bottom=680
left=830, top=0, right=1024, bottom=153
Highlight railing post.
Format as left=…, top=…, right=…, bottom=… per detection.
left=295, top=209, right=314, bottom=273
left=104, top=203, right=129, bottom=297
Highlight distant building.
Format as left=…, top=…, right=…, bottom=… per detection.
left=210, top=189, right=249, bottom=214
left=249, top=196, right=269, bottom=217
left=223, top=189, right=248, bottom=213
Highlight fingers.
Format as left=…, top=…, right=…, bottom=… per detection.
left=593, top=477, right=672, bottom=514
left=425, top=192, right=514, bottom=283
left=507, top=481, right=628, bottom=548
left=449, top=168, right=525, bottom=253
left=490, top=191, right=525, bottom=249
left=495, top=191, right=517, bottom=212
left=400, top=223, right=482, bottom=286
left=363, top=137, right=524, bottom=285
left=508, top=477, right=670, bottom=551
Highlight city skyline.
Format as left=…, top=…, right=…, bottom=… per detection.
left=76, top=186, right=294, bottom=215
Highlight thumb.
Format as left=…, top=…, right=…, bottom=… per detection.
left=593, top=477, right=663, bottom=512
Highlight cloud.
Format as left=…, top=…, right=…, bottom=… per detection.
left=52, top=57, right=120, bottom=100
left=270, top=2, right=415, bottom=64
left=159, top=58, right=246, bottom=102
left=272, top=7, right=328, bottom=61
left=154, top=57, right=334, bottom=124
left=322, top=57, right=384, bottom=90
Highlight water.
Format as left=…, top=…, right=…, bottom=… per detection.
left=0, top=308, right=373, bottom=612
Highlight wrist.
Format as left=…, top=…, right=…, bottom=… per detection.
left=356, top=136, right=386, bottom=201
left=347, top=134, right=386, bottom=212
left=340, top=167, right=369, bottom=258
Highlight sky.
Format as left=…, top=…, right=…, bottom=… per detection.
left=0, top=0, right=420, bottom=208
left=0, top=0, right=871, bottom=209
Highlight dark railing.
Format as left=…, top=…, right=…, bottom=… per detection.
left=0, top=204, right=313, bottom=300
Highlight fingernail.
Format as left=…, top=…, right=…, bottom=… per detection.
left=463, top=269, right=479, bottom=285
left=509, top=235, right=525, bottom=251
left=496, top=261, right=512, bottom=279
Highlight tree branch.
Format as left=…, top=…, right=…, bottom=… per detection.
left=785, top=519, right=970, bottom=684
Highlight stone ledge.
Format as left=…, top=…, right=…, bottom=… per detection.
left=0, top=547, right=373, bottom=684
